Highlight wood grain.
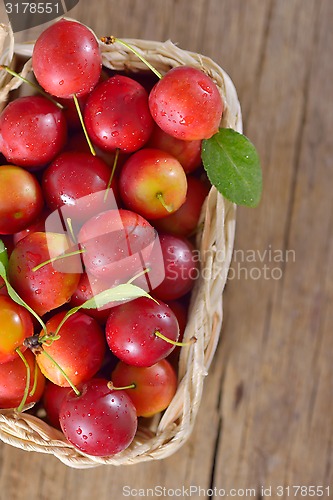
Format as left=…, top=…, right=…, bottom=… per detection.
left=0, top=1, right=332, bottom=498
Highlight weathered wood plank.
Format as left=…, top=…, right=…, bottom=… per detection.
left=213, top=0, right=333, bottom=495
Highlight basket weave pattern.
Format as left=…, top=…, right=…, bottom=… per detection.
left=0, top=24, right=241, bottom=468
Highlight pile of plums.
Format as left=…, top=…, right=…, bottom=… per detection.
left=0, top=18, right=223, bottom=457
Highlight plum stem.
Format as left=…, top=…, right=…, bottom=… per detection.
left=39, top=332, right=61, bottom=347
left=0, top=261, right=47, bottom=335
left=66, top=217, right=77, bottom=244
left=32, top=247, right=86, bottom=272
left=126, top=267, right=150, bottom=285
left=154, top=330, right=197, bottom=347
left=107, top=381, right=136, bottom=391
left=104, top=148, right=119, bottom=202
left=0, top=65, right=64, bottom=109
left=156, top=192, right=173, bottom=213
left=40, top=350, right=81, bottom=396
left=29, top=361, right=39, bottom=398
left=72, top=93, right=96, bottom=156
left=100, top=36, right=162, bottom=80
left=15, top=348, right=31, bottom=412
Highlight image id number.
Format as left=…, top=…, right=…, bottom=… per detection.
left=277, top=485, right=330, bottom=496
left=5, top=3, right=60, bottom=14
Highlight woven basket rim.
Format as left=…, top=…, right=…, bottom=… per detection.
left=0, top=21, right=241, bottom=468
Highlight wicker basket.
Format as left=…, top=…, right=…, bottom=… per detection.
left=0, top=21, right=241, bottom=468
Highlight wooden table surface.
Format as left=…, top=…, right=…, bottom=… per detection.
left=0, top=1, right=332, bottom=498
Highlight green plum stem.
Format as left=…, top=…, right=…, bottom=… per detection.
left=66, top=217, right=77, bottom=244
left=53, top=311, right=75, bottom=338
left=107, top=381, right=136, bottom=391
left=32, top=247, right=86, bottom=272
left=39, top=332, right=61, bottom=347
left=0, top=261, right=47, bottom=335
left=0, top=65, right=64, bottom=109
left=73, top=93, right=96, bottom=156
left=29, top=361, right=39, bottom=398
left=40, top=350, right=81, bottom=396
left=126, top=267, right=150, bottom=285
left=104, top=148, right=120, bottom=202
left=154, top=330, right=197, bottom=347
left=100, top=36, right=162, bottom=80
left=156, top=193, right=173, bottom=213
left=15, top=348, right=31, bottom=412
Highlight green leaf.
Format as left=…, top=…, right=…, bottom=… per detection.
left=82, top=283, right=156, bottom=310
left=0, top=261, right=47, bottom=334
left=201, top=128, right=262, bottom=207
left=54, top=282, right=157, bottom=336
left=0, top=239, right=9, bottom=270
